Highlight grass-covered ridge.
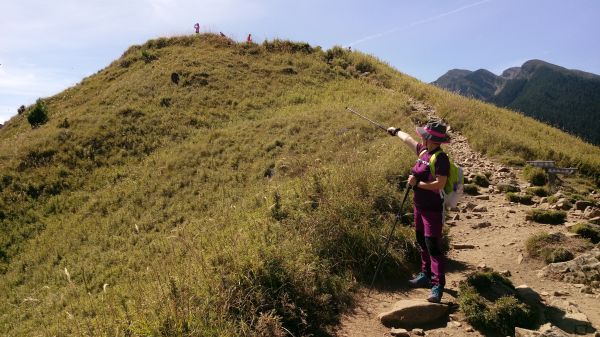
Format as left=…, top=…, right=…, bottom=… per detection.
left=1, top=34, right=599, bottom=335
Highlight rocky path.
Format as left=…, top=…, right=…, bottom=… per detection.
left=335, top=101, right=600, bottom=337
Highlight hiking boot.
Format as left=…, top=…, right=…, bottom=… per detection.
left=408, top=272, right=431, bottom=288
left=427, top=284, right=443, bottom=303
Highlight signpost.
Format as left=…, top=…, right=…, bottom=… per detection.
left=527, top=161, right=577, bottom=175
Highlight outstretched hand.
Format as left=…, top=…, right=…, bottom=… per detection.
left=387, top=127, right=400, bottom=136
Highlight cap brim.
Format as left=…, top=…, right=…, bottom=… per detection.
left=415, top=126, right=450, bottom=143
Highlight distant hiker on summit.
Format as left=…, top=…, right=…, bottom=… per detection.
left=247, top=33, right=253, bottom=43
left=194, top=23, right=200, bottom=34
left=387, top=121, right=451, bottom=303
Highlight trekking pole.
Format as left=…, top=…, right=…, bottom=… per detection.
left=346, top=107, right=387, bottom=131
left=368, top=183, right=412, bottom=295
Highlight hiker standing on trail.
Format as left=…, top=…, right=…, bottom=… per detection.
left=387, top=121, right=450, bottom=303
left=194, top=23, right=200, bottom=34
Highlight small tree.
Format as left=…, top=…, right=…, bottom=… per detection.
left=28, top=99, right=49, bottom=128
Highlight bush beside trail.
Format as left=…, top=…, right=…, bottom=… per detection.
left=458, top=272, right=536, bottom=336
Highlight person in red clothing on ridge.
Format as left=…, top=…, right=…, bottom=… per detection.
left=387, top=120, right=451, bottom=303
left=247, top=33, right=252, bottom=43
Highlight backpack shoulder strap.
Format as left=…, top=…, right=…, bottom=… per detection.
left=428, top=149, right=444, bottom=177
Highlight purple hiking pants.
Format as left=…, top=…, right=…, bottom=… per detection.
left=414, top=206, right=445, bottom=287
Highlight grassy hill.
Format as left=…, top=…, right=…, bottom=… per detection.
left=433, top=60, right=600, bottom=146
left=1, top=34, right=599, bottom=336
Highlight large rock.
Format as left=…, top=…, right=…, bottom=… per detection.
left=584, top=207, right=600, bottom=219
left=378, top=299, right=448, bottom=327
left=538, top=248, right=600, bottom=287
left=515, top=325, right=571, bottom=337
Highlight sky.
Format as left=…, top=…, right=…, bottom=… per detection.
left=1, top=0, right=599, bottom=124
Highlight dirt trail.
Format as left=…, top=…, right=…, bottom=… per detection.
left=335, top=100, right=600, bottom=337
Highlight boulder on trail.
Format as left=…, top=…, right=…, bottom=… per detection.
left=378, top=299, right=448, bottom=327
left=583, top=206, right=600, bottom=219
left=515, top=324, right=571, bottom=337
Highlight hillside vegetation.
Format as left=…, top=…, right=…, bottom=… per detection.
left=1, top=34, right=599, bottom=336
left=433, top=59, right=600, bottom=145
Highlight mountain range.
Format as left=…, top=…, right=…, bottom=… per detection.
left=433, top=60, right=600, bottom=145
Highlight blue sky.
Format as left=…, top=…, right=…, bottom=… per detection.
left=1, top=0, right=599, bottom=123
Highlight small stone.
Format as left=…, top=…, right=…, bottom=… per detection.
left=452, top=214, right=460, bottom=220
left=477, top=263, right=490, bottom=271
left=449, top=313, right=459, bottom=321
left=465, top=327, right=474, bottom=332
left=508, top=209, right=516, bottom=213
left=541, top=291, right=550, bottom=296
left=517, top=253, right=524, bottom=264
left=471, top=221, right=491, bottom=229
left=500, top=270, right=511, bottom=277
left=453, top=243, right=476, bottom=249
left=390, top=328, right=409, bottom=337
left=447, top=321, right=462, bottom=328
left=553, top=290, right=569, bottom=296
left=580, top=286, right=594, bottom=294
left=497, top=167, right=510, bottom=173
left=412, top=328, right=424, bottom=336
left=475, top=195, right=490, bottom=200
left=473, top=205, right=488, bottom=212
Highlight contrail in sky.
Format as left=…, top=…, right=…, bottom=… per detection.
left=346, top=0, right=493, bottom=47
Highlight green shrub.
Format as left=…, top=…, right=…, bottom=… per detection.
left=526, top=232, right=574, bottom=263
left=497, top=184, right=520, bottom=193
left=569, top=223, right=600, bottom=244
left=355, top=60, right=375, bottom=74
left=525, top=209, right=566, bottom=224
left=160, top=97, right=172, bottom=107
left=473, top=174, right=490, bottom=187
left=141, top=49, right=158, bottom=63
left=506, top=193, right=533, bottom=205
left=526, top=232, right=557, bottom=256
left=58, top=118, right=70, bottom=128
left=458, top=272, right=535, bottom=336
left=499, top=156, right=526, bottom=166
left=523, top=166, right=548, bottom=186
left=545, top=248, right=574, bottom=263
left=27, top=99, right=49, bottom=128
left=463, top=183, right=479, bottom=195
left=526, top=186, right=549, bottom=197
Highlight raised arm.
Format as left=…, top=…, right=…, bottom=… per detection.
left=387, top=127, right=418, bottom=154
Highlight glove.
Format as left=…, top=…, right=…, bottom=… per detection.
left=387, top=127, right=400, bottom=136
